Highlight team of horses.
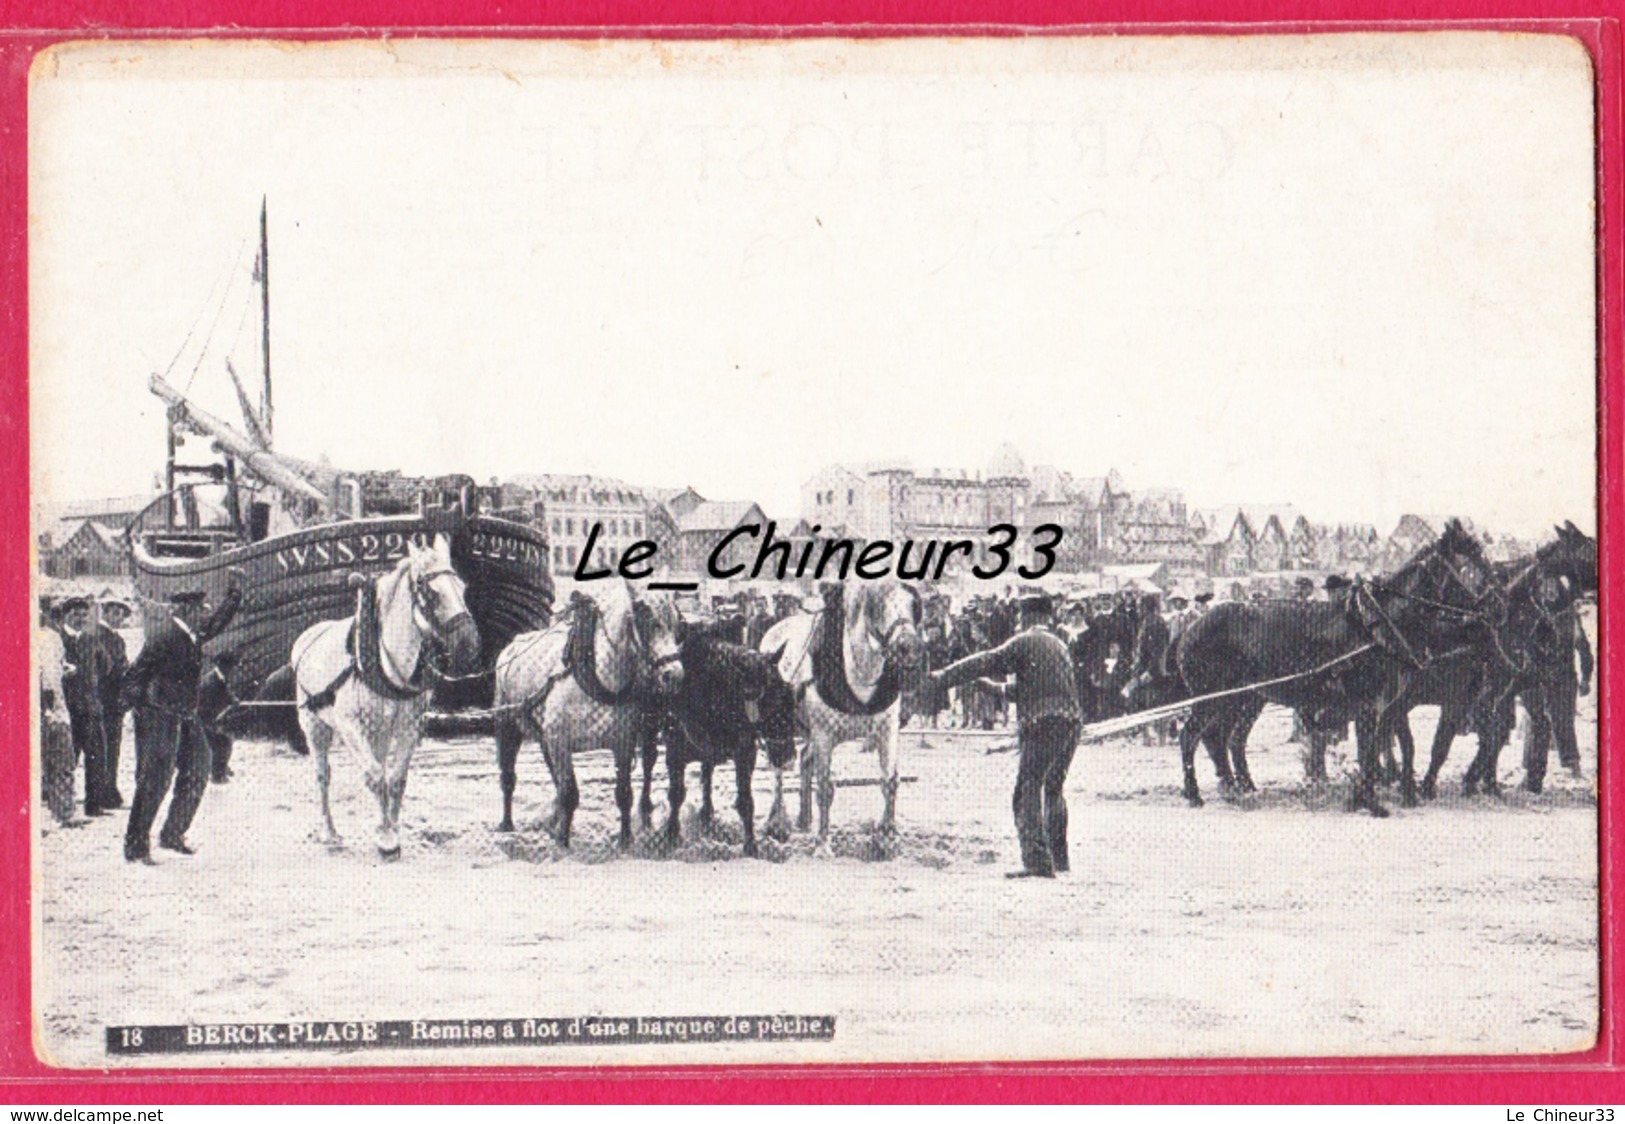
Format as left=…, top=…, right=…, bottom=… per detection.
left=284, top=519, right=1596, bottom=857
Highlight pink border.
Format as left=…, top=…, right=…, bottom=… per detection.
left=2, top=5, right=1619, bottom=1102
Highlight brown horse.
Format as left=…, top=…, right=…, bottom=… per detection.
left=1172, top=520, right=1500, bottom=816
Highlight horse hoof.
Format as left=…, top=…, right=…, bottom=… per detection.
left=1368, top=803, right=1390, bottom=819
left=1522, top=780, right=1543, bottom=796
left=763, top=819, right=790, bottom=843
left=378, top=844, right=402, bottom=861
left=1184, top=792, right=1204, bottom=808
left=312, top=830, right=343, bottom=849
left=496, top=820, right=514, bottom=834
left=814, top=841, right=834, bottom=860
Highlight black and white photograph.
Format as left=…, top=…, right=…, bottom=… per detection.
left=28, top=34, right=1599, bottom=1066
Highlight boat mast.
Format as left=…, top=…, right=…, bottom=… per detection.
left=258, top=196, right=272, bottom=447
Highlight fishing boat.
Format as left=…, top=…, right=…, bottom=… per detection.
left=125, top=202, right=554, bottom=712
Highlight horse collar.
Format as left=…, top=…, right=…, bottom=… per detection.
left=353, top=580, right=429, bottom=700
left=564, top=599, right=639, bottom=706
left=812, top=592, right=901, bottom=717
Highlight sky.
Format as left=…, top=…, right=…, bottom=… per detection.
left=28, top=35, right=1599, bottom=539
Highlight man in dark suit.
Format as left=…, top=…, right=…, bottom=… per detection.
left=58, top=597, right=112, bottom=818
left=120, top=577, right=243, bottom=865
left=93, top=597, right=131, bottom=808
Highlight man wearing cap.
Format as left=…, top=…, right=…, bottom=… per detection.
left=929, top=593, right=1082, bottom=878
left=93, top=598, right=131, bottom=808
left=119, top=576, right=243, bottom=864
left=58, top=597, right=113, bottom=818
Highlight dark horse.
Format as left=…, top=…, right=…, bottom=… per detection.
left=1371, top=523, right=1597, bottom=803
left=655, top=620, right=797, bottom=857
left=1452, top=522, right=1597, bottom=796
left=1172, top=520, right=1500, bottom=816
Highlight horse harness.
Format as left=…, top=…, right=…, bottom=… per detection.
left=514, top=595, right=679, bottom=728
left=302, top=572, right=451, bottom=711
left=804, top=589, right=907, bottom=717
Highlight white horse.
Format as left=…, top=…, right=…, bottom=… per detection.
left=290, top=534, right=480, bottom=858
left=759, top=579, right=927, bottom=851
left=493, top=579, right=684, bottom=849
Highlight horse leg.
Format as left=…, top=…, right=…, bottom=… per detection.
left=1552, top=678, right=1583, bottom=776
left=1224, top=696, right=1264, bottom=795
left=552, top=742, right=579, bottom=848
left=1178, top=708, right=1208, bottom=807
left=1469, top=693, right=1516, bottom=797
left=661, top=731, right=688, bottom=847
left=537, top=722, right=566, bottom=835
left=699, top=759, right=717, bottom=830
left=735, top=740, right=759, bottom=858
left=614, top=742, right=634, bottom=851
left=1305, top=727, right=1330, bottom=783
left=797, top=737, right=815, bottom=834
left=376, top=720, right=414, bottom=859
left=495, top=714, right=523, bottom=833
left=304, top=716, right=342, bottom=847
left=1521, top=691, right=1552, bottom=795
left=1391, top=712, right=1418, bottom=808
left=1420, top=703, right=1461, bottom=801
left=1349, top=712, right=1390, bottom=818
left=875, top=714, right=900, bottom=837
left=328, top=706, right=385, bottom=795
left=764, top=760, right=791, bottom=842
left=639, top=729, right=659, bottom=828
left=811, top=730, right=836, bottom=852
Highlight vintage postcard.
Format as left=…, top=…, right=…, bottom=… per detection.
left=28, top=34, right=1599, bottom=1068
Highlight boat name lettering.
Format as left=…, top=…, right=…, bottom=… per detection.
left=274, top=532, right=411, bottom=574
left=469, top=532, right=542, bottom=566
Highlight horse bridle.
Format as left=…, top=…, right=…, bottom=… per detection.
left=870, top=586, right=921, bottom=652
left=598, top=597, right=682, bottom=687
left=410, top=565, right=483, bottom=684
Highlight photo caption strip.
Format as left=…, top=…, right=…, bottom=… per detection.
left=107, top=1014, right=835, bottom=1055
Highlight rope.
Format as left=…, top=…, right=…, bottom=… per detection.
left=1076, top=642, right=1378, bottom=744
left=179, top=236, right=250, bottom=397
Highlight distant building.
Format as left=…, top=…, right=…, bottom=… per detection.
left=1305, top=522, right=1381, bottom=573
left=35, top=493, right=159, bottom=579
left=802, top=448, right=1146, bottom=579
left=511, top=474, right=650, bottom=576
left=40, top=520, right=127, bottom=579
left=1385, top=514, right=1485, bottom=570
left=675, top=500, right=770, bottom=577
left=1194, top=507, right=1255, bottom=577
left=1111, top=488, right=1203, bottom=573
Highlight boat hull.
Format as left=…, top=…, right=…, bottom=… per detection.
left=129, top=513, right=553, bottom=710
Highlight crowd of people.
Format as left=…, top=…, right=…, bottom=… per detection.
left=36, top=574, right=243, bottom=864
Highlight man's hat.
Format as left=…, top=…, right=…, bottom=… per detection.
left=169, top=591, right=207, bottom=607
left=58, top=595, right=90, bottom=613
left=1168, top=595, right=1189, bottom=607
left=1194, top=592, right=1215, bottom=605
left=99, top=596, right=134, bottom=613
left=1324, top=574, right=1353, bottom=593
left=1018, top=593, right=1053, bottom=615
